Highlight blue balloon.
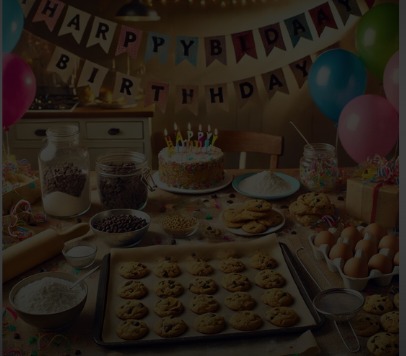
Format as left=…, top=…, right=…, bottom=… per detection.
left=2, top=0, right=25, bottom=53
left=308, top=49, right=367, bottom=123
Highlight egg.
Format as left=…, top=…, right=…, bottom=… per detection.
left=393, top=251, right=399, bottom=266
left=363, top=223, right=386, bottom=241
left=343, top=254, right=369, bottom=278
left=368, top=253, right=393, bottom=274
left=314, top=230, right=336, bottom=248
left=340, top=226, right=362, bottom=250
left=329, top=240, right=353, bottom=261
left=355, top=238, right=378, bottom=260
left=378, top=234, right=399, bottom=252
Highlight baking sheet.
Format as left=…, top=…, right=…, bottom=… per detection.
left=93, top=235, right=323, bottom=347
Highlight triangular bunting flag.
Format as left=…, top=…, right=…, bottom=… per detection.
left=58, top=6, right=91, bottom=44
left=289, top=55, right=313, bottom=89
left=47, top=46, right=79, bottom=82
left=285, top=13, right=313, bottom=47
left=86, top=16, right=117, bottom=53
left=115, top=25, right=143, bottom=59
left=258, top=23, right=286, bottom=56
left=175, top=36, right=199, bottom=66
left=205, top=83, right=229, bottom=112
left=232, top=30, right=257, bottom=63
left=175, top=85, right=199, bottom=115
left=332, top=0, right=362, bottom=25
left=32, top=0, right=65, bottom=31
left=233, top=77, right=259, bottom=108
left=204, top=36, right=227, bottom=66
left=309, top=2, right=338, bottom=37
left=144, top=32, right=170, bottom=64
left=144, top=81, right=169, bottom=113
left=261, top=68, right=289, bottom=99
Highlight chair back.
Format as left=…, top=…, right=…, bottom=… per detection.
left=216, top=130, right=283, bottom=169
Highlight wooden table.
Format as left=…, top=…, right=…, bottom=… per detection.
left=2, top=169, right=398, bottom=355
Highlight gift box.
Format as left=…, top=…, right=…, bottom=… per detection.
left=345, top=178, right=399, bottom=229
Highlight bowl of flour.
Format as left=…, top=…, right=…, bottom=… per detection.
left=9, top=271, right=88, bottom=330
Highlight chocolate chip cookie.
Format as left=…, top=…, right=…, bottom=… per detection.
left=221, top=273, right=251, bottom=292
left=261, top=288, right=294, bottom=307
left=154, top=316, right=188, bottom=338
left=116, top=319, right=149, bottom=340
left=116, top=300, right=148, bottom=320
left=224, top=292, right=256, bottom=311
left=194, top=313, right=226, bottom=334
left=155, top=279, right=184, bottom=298
left=229, top=311, right=263, bottom=331
left=265, top=306, right=300, bottom=327
left=154, top=297, right=184, bottom=317
left=119, top=261, right=149, bottom=279
left=254, top=270, right=286, bottom=289
left=190, top=294, right=220, bottom=314
left=117, top=280, right=148, bottom=299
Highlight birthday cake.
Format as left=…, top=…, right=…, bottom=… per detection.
left=158, top=147, right=225, bottom=190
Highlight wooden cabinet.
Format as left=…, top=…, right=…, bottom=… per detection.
left=4, top=107, right=154, bottom=170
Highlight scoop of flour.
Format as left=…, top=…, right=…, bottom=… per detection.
left=238, top=171, right=291, bottom=195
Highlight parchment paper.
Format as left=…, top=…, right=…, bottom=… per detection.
left=98, top=234, right=319, bottom=345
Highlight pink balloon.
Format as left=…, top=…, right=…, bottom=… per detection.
left=338, top=94, right=399, bottom=163
left=383, top=51, right=399, bottom=111
left=2, top=53, right=37, bottom=130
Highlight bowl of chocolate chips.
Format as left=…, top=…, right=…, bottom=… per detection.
left=89, top=209, right=150, bottom=247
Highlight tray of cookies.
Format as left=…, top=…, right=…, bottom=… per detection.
left=93, top=235, right=323, bottom=347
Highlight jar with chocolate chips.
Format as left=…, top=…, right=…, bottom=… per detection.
left=38, top=125, right=91, bottom=217
left=96, top=152, right=156, bottom=210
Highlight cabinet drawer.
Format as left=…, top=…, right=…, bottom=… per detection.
left=13, top=121, right=80, bottom=140
left=86, top=121, right=144, bottom=140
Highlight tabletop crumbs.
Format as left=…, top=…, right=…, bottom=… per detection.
left=228, top=193, right=235, bottom=198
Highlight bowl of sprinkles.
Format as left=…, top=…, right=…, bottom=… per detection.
left=90, top=209, right=150, bottom=247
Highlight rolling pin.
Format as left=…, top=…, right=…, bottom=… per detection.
left=3, top=223, right=91, bottom=283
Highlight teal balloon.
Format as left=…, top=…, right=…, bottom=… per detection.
left=308, top=49, right=367, bottom=123
left=356, top=3, right=399, bottom=80
left=2, top=0, right=24, bottom=53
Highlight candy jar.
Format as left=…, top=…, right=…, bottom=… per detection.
left=300, top=143, right=339, bottom=192
left=96, top=151, right=156, bottom=210
left=38, top=125, right=91, bottom=217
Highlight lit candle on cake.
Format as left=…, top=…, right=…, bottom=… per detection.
left=175, top=125, right=184, bottom=151
left=187, top=122, right=193, bottom=151
left=164, top=129, right=174, bottom=151
left=197, top=124, right=204, bottom=148
left=205, top=125, right=212, bottom=148
left=211, top=128, right=218, bottom=146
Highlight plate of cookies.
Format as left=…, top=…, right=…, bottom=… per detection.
left=221, top=199, right=285, bottom=236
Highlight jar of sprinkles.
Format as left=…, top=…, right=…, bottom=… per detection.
left=38, top=125, right=91, bottom=217
left=96, top=152, right=156, bottom=210
left=300, top=143, right=339, bottom=192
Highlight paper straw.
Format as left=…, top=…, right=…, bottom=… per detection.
left=290, top=121, right=313, bottom=148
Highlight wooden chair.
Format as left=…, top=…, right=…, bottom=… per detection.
left=215, top=130, right=283, bottom=169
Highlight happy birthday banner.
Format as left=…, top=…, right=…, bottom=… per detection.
left=20, top=0, right=373, bottom=114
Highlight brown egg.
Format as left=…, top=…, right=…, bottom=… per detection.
left=355, top=238, right=378, bottom=260
left=314, top=230, right=336, bottom=248
left=340, top=226, right=362, bottom=250
left=363, top=223, right=386, bottom=241
left=343, top=254, right=369, bottom=278
left=368, top=253, right=393, bottom=274
left=378, top=234, right=399, bottom=252
left=329, top=241, right=353, bottom=261
left=393, top=251, right=399, bottom=266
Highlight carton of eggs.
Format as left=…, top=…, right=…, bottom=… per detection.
left=309, top=223, right=399, bottom=291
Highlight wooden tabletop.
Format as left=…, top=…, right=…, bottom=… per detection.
left=2, top=169, right=398, bottom=355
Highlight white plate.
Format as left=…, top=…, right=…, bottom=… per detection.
left=152, top=171, right=233, bottom=194
left=222, top=207, right=285, bottom=237
left=232, top=172, right=300, bottom=200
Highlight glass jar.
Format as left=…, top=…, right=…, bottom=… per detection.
left=38, top=125, right=91, bottom=217
left=300, top=143, right=339, bottom=192
left=96, top=152, right=155, bottom=210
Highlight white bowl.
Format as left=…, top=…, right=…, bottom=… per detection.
left=62, top=241, right=97, bottom=269
left=90, top=209, right=150, bottom=247
left=9, top=271, right=88, bottom=331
